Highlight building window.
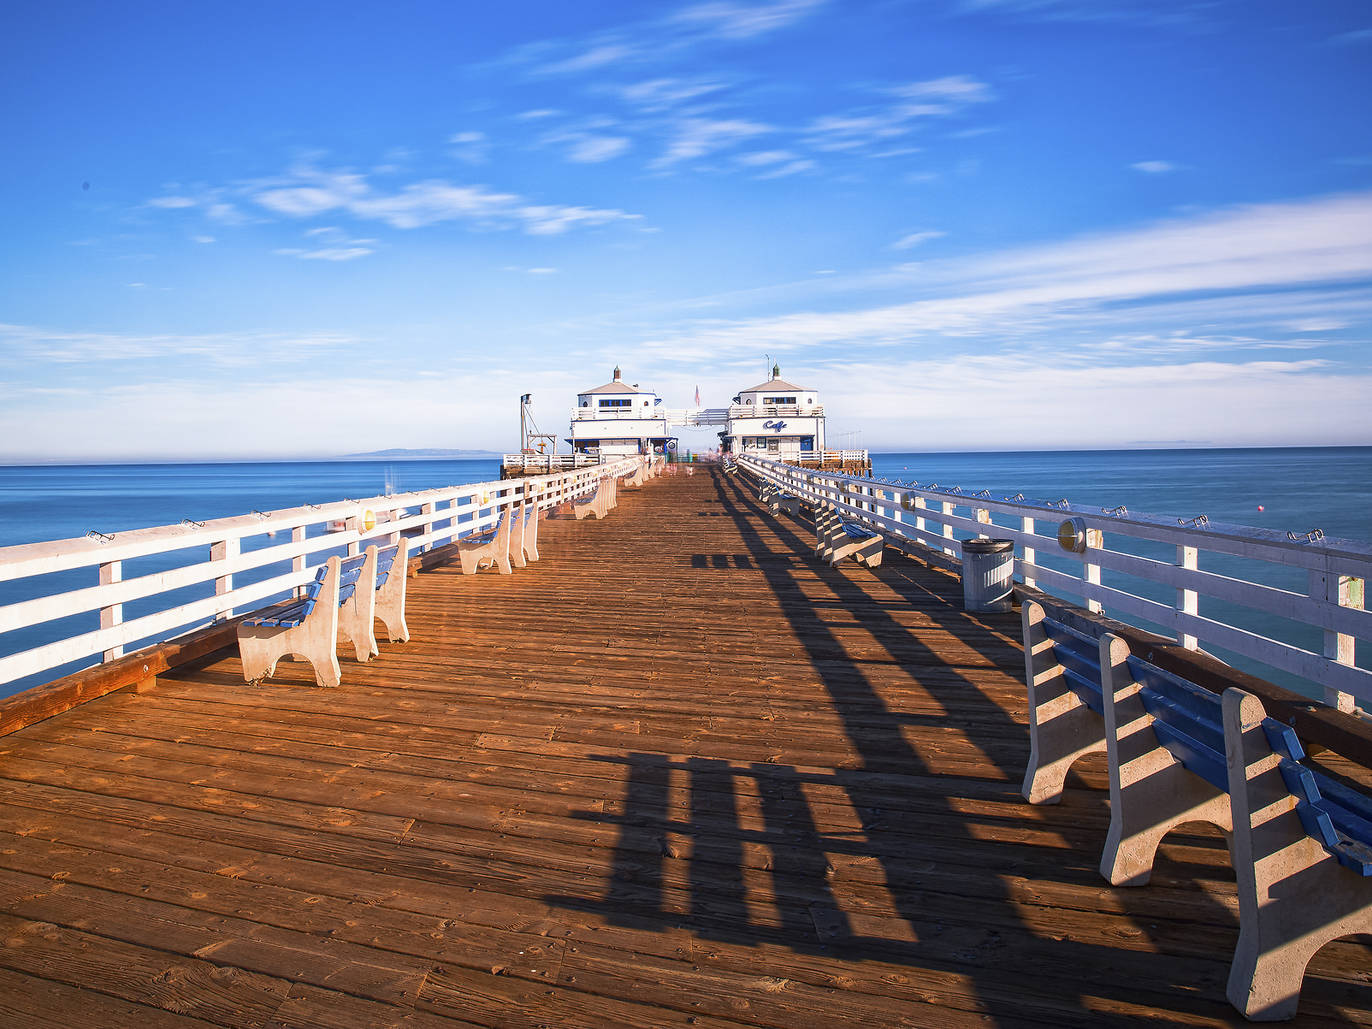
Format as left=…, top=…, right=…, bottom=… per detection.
left=598, top=399, right=631, bottom=408
left=763, top=396, right=796, bottom=405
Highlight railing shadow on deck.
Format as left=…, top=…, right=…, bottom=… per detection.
left=544, top=468, right=1348, bottom=1026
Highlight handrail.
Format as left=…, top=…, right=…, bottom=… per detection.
left=739, top=454, right=1371, bottom=709
left=0, top=457, right=642, bottom=691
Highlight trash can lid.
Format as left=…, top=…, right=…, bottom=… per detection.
left=962, top=538, right=1014, bottom=554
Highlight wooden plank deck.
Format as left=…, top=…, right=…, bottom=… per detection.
left=0, top=467, right=1368, bottom=1027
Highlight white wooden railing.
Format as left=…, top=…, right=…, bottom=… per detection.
left=739, top=455, right=1372, bottom=710
left=501, top=452, right=601, bottom=471
left=0, top=458, right=640, bottom=692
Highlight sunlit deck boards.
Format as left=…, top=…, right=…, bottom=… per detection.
left=0, top=468, right=1367, bottom=1027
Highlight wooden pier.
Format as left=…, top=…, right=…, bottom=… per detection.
left=0, top=468, right=1368, bottom=1027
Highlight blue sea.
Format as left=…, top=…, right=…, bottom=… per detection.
left=1, top=448, right=1369, bottom=701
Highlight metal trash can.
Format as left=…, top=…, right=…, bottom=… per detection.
left=961, top=538, right=1015, bottom=612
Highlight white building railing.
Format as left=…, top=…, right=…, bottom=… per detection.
left=727, top=404, right=824, bottom=418
left=738, top=454, right=1372, bottom=710
left=0, top=457, right=640, bottom=693
left=569, top=408, right=668, bottom=422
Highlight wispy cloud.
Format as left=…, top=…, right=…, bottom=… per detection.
left=669, top=0, right=827, bottom=41
left=1328, top=27, right=1372, bottom=45
left=0, top=323, right=362, bottom=367
left=892, top=230, right=945, bottom=250
left=151, top=165, right=643, bottom=236
left=653, top=117, right=773, bottom=167
left=635, top=190, right=1372, bottom=359
left=505, top=0, right=826, bottom=78
left=565, top=135, right=633, bottom=163
left=449, top=130, right=490, bottom=164
left=804, top=75, right=994, bottom=152
left=1131, top=159, right=1177, bottom=174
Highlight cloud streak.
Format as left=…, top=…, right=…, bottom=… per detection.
left=636, top=190, right=1372, bottom=358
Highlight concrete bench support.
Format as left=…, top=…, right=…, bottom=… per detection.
left=1099, top=633, right=1233, bottom=886
left=337, top=548, right=379, bottom=663
left=510, top=502, right=541, bottom=567
left=1020, top=601, right=1107, bottom=805
left=1223, top=688, right=1372, bottom=1021
left=373, top=539, right=410, bottom=643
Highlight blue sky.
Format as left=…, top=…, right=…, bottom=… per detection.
left=2, top=0, right=1370, bottom=459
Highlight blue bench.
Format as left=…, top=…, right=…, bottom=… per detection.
left=1020, top=610, right=1372, bottom=1018
left=1223, top=687, right=1372, bottom=1020
left=236, top=541, right=409, bottom=688
left=813, top=506, right=883, bottom=567
left=1019, top=601, right=1108, bottom=804
left=574, top=477, right=615, bottom=520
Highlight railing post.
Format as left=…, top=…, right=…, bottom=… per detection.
left=344, top=513, right=362, bottom=556
left=1021, top=515, right=1036, bottom=588
left=419, top=501, right=435, bottom=553
left=99, top=560, right=123, bottom=661
left=914, top=496, right=926, bottom=537
left=212, top=538, right=239, bottom=619
left=292, top=525, right=306, bottom=598
left=1312, top=568, right=1361, bottom=712
left=1084, top=529, right=1103, bottom=614
left=941, top=500, right=956, bottom=557
left=974, top=506, right=991, bottom=536
left=1177, top=545, right=1199, bottom=650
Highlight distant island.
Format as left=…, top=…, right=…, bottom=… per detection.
left=344, top=448, right=503, bottom=459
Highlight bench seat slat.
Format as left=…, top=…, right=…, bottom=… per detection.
left=840, top=521, right=879, bottom=540
left=245, top=599, right=312, bottom=629
left=1264, top=717, right=1372, bottom=876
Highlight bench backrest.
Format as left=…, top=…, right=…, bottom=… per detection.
left=1126, top=654, right=1227, bottom=791
left=336, top=551, right=368, bottom=606
left=1041, top=616, right=1104, bottom=714
left=372, top=543, right=400, bottom=588
left=1261, top=717, right=1372, bottom=875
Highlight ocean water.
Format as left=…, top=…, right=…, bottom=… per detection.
left=0, top=448, right=1369, bottom=701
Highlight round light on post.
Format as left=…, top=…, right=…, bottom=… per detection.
left=362, top=509, right=377, bottom=533
left=1058, top=517, right=1088, bottom=554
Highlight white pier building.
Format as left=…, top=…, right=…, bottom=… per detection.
left=566, top=367, right=677, bottom=460
left=722, top=365, right=826, bottom=461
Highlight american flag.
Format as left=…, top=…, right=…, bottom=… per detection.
left=694, top=385, right=701, bottom=407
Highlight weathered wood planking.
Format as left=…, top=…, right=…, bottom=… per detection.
left=0, top=467, right=1367, bottom=1027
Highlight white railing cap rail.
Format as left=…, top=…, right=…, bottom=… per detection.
left=0, top=457, right=637, bottom=583
left=740, top=454, right=1372, bottom=576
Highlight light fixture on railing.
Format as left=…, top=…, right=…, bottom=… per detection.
left=1178, top=514, right=1209, bottom=528
left=1005, top=493, right=1024, bottom=502
left=1058, top=517, right=1094, bottom=554
left=1050, top=498, right=1070, bottom=509
left=1104, top=505, right=1128, bottom=517
left=180, top=518, right=205, bottom=530
left=1287, top=528, right=1324, bottom=543
left=85, top=529, right=114, bottom=544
